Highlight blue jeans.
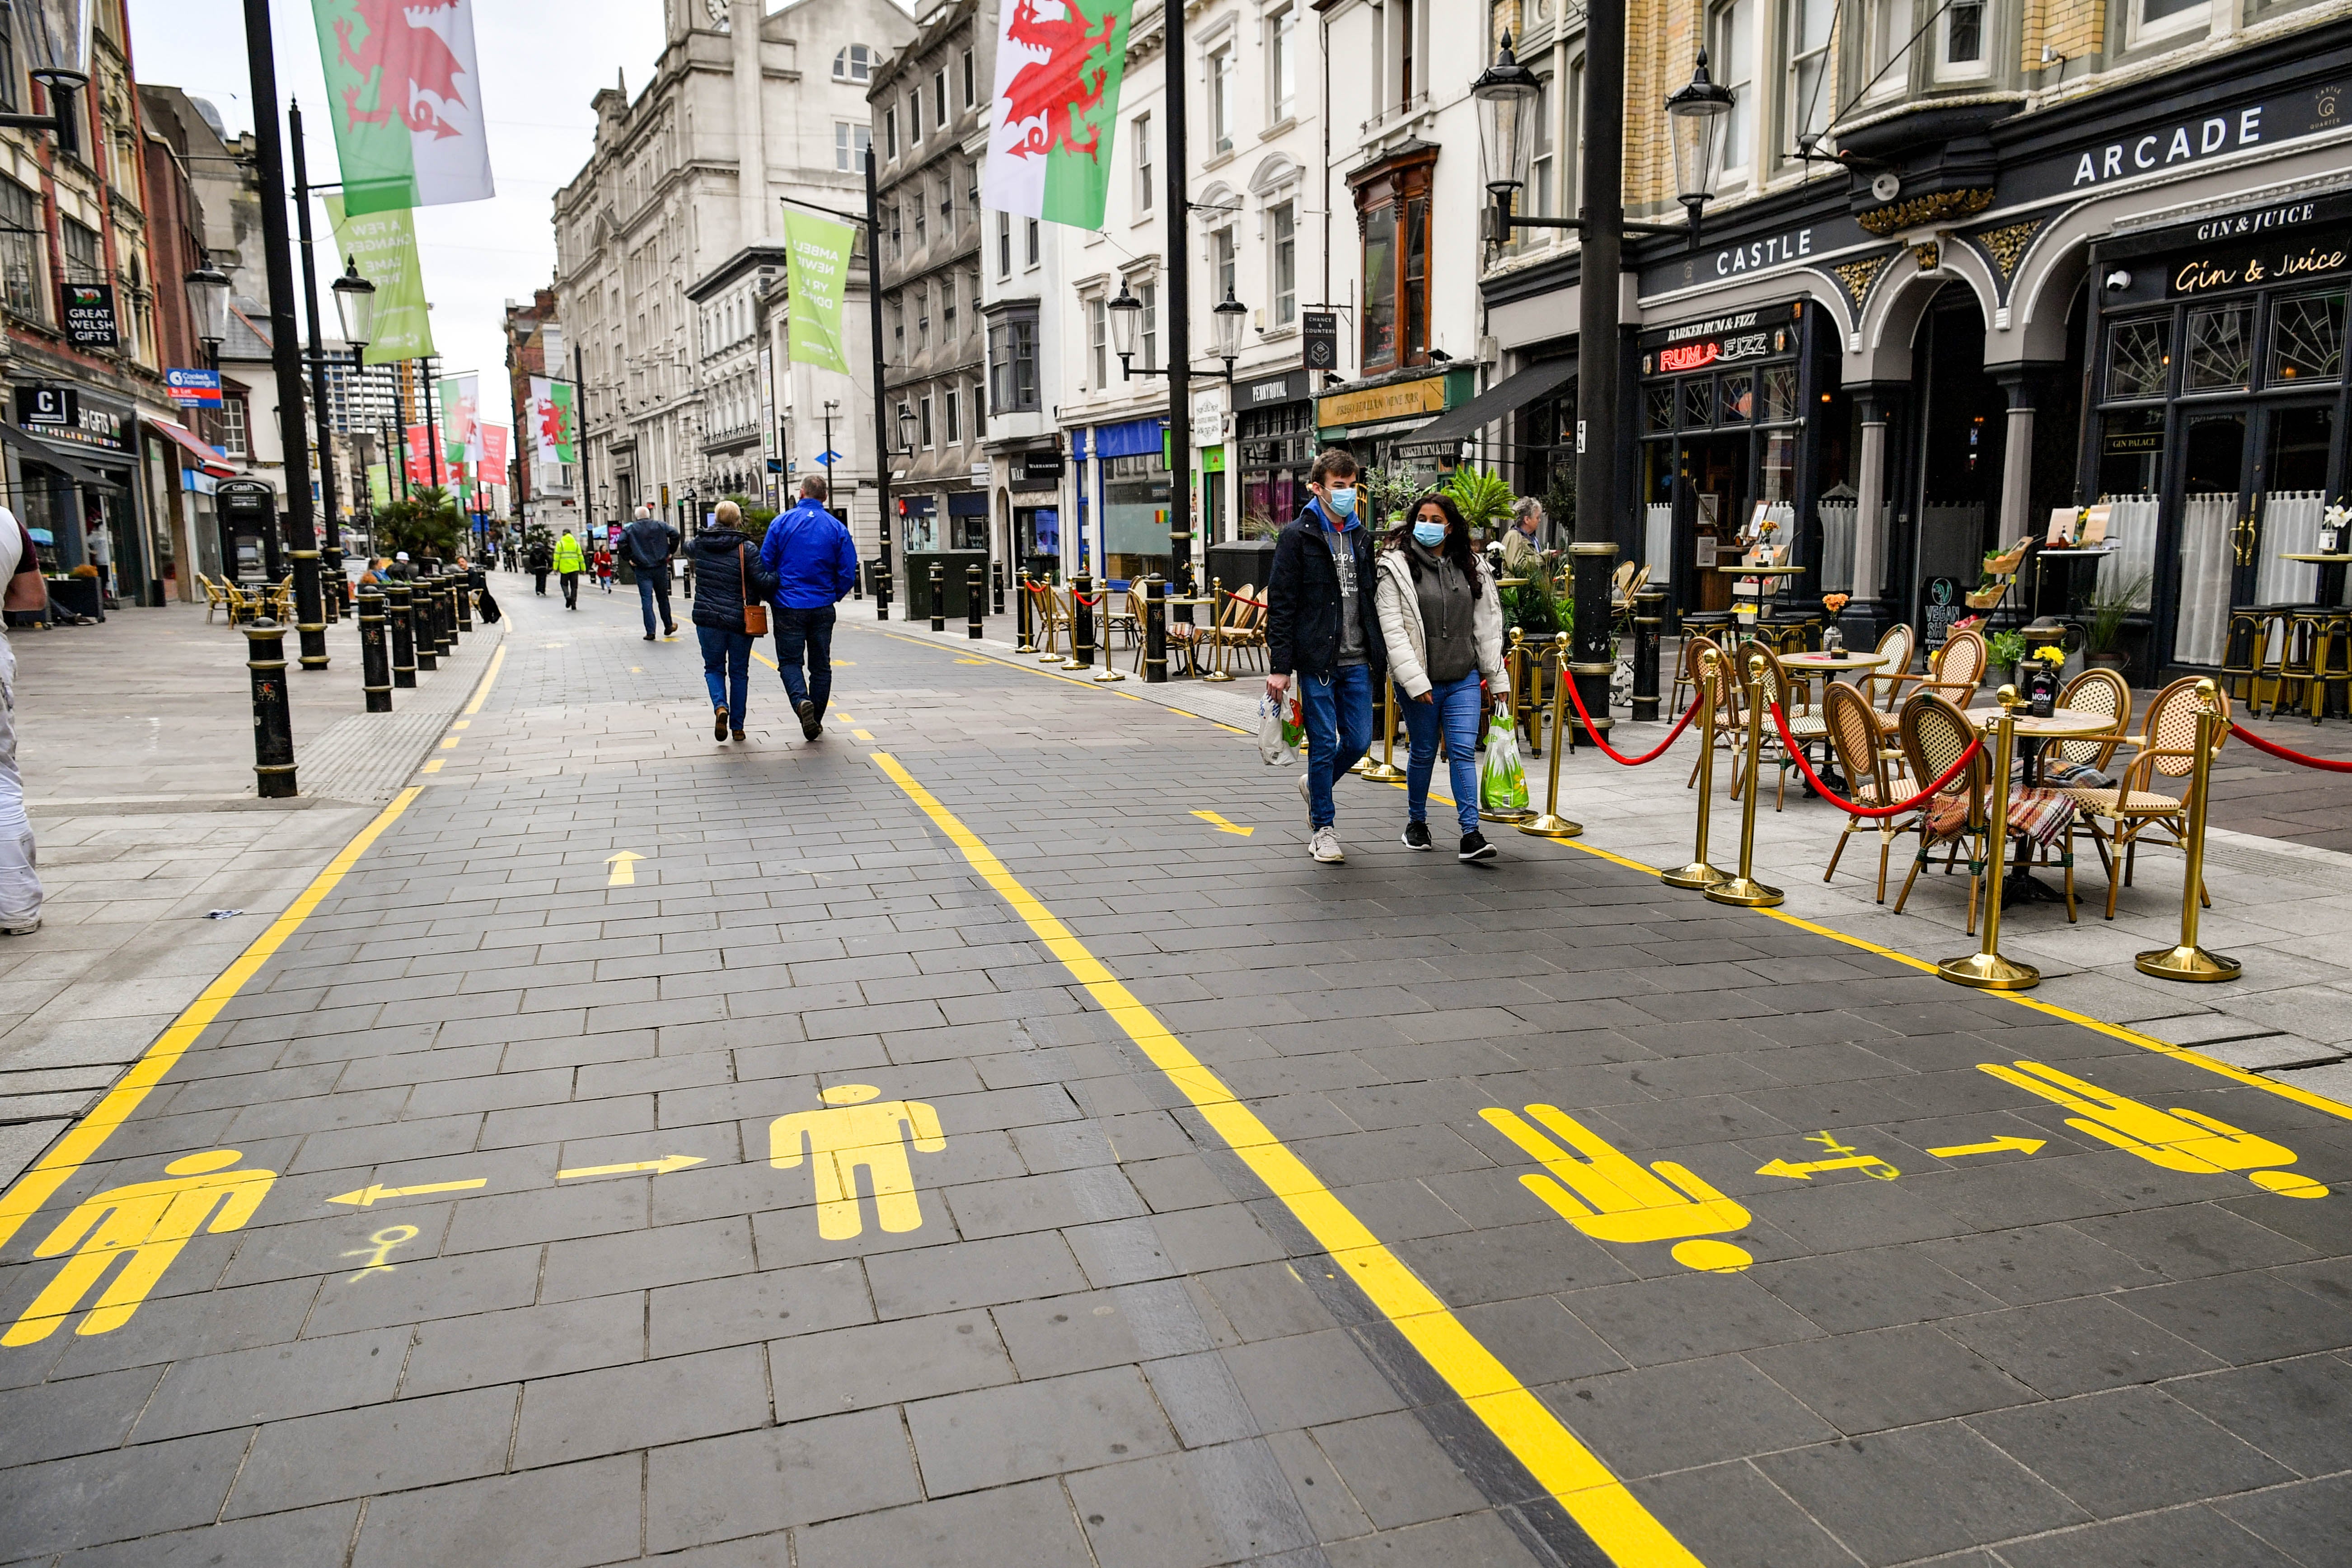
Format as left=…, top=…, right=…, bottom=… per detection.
left=698, top=626, right=752, bottom=721
left=638, top=570, right=673, bottom=635
left=1300, top=663, right=1373, bottom=829
left=773, top=604, right=837, bottom=715
left=1401, top=670, right=1484, bottom=834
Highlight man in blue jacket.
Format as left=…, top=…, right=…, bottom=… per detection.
left=1266, top=448, right=1387, bottom=865
left=759, top=475, right=860, bottom=740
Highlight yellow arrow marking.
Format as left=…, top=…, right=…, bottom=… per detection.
left=326, top=1179, right=487, bottom=1208
left=1191, top=810, right=1254, bottom=837
left=606, top=851, right=644, bottom=886
left=557, top=1155, right=705, bottom=1180
left=1926, top=1135, right=2047, bottom=1159
left=1756, top=1154, right=1901, bottom=1181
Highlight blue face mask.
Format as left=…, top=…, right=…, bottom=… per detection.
left=1412, top=521, right=1447, bottom=547
left=1326, top=486, right=1357, bottom=518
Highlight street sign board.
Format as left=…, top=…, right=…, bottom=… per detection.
left=62, top=283, right=117, bottom=348
left=14, top=386, right=75, bottom=428
left=166, top=368, right=222, bottom=407
left=1302, top=311, right=1338, bottom=371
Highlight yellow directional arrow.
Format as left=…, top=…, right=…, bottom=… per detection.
left=326, top=1179, right=487, bottom=1208
left=556, top=1155, right=705, bottom=1180
left=1926, top=1135, right=2047, bottom=1160
left=1191, top=811, right=1254, bottom=837
left=1756, top=1154, right=1901, bottom=1181
left=605, top=851, right=644, bottom=887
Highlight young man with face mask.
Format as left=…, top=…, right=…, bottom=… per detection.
left=1265, top=449, right=1387, bottom=864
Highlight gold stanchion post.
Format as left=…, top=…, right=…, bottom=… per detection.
left=2136, top=679, right=2241, bottom=982
left=1203, top=578, right=1234, bottom=682
left=1705, top=653, right=1784, bottom=906
left=1361, top=674, right=1406, bottom=783
left=1516, top=638, right=1578, bottom=835
left=1662, top=649, right=1729, bottom=889
left=1014, top=575, right=1036, bottom=654
left=1939, top=686, right=2037, bottom=989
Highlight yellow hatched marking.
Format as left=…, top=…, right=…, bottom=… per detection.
left=439, top=736, right=460, bottom=749
left=421, top=759, right=445, bottom=773
left=870, top=751, right=1701, bottom=1568
left=853, top=729, right=875, bottom=741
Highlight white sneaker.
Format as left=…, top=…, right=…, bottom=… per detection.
left=0, top=914, right=39, bottom=935
left=1309, top=827, right=1345, bottom=864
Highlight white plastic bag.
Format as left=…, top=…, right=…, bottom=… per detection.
left=1256, top=693, right=1296, bottom=766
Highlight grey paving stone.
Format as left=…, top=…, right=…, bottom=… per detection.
left=793, top=1476, right=1099, bottom=1568
left=1940, top=1295, right=2224, bottom=1399
left=439, top=1178, right=649, bottom=1255
left=1747, top=1323, right=2038, bottom=1435
left=864, top=1229, right=1089, bottom=1318
left=1307, top=1412, right=1488, bottom=1531
left=1756, top=1423, right=2090, bottom=1567
left=0, top=1429, right=253, bottom=1559
left=1992, top=1505, right=2302, bottom=1568
left=643, top=1407, right=924, bottom=1554
left=768, top=1311, right=1017, bottom=1422
left=905, top=1363, right=1181, bottom=1496
left=1562, top=1268, right=1826, bottom=1367
left=2163, top=1353, right=2352, bottom=1476
left=47, top=1502, right=364, bottom=1568
left=0, top=1365, right=161, bottom=1466
left=134, top=1325, right=408, bottom=1442
left=223, top=1385, right=518, bottom=1517
left=400, top=1293, right=645, bottom=1396
left=1216, top=1329, right=1406, bottom=1432
left=1539, top=1352, right=1841, bottom=1482
left=1319, top=1509, right=1547, bottom=1567
left=649, top=1259, right=876, bottom=1357
left=2118, top=1271, right=2352, bottom=1364
left=1628, top=1460, right=1860, bottom=1568
left=1067, top=1440, right=1323, bottom=1568
left=1918, top=1222, right=2171, bottom=1306
left=301, top=1243, right=542, bottom=1339
left=1968, top=1384, right=2296, bottom=1520
left=348, top=1453, right=641, bottom=1568
left=539, top=1212, right=756, bottom=1302
left=2071, top=1202, right=2323, bottom=1279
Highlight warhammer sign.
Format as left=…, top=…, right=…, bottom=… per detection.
left=61, top=283, right=117, bottom=349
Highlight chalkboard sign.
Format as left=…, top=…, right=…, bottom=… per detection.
left=1924, top=576, right=1965, bottom=648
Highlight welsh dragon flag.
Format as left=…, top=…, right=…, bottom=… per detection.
left=982, top=0, right=1133, bottom=230
left=311, top=0, right=495, bottom=216
left=530, top=376, right=575, bottom=465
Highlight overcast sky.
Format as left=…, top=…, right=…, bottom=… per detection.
left=124, top=0, right=670, bottom=434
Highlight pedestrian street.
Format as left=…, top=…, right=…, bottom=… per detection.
left=0, top=581, right=2347, bottom=1568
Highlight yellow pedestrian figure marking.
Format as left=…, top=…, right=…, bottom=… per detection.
left=1757, top=1132, right=1901, bottom=1182
left=605, top=851, right=643, bottom=886
left=1926, top=1135, right=2047, bottom=1160
left=1191, top=811, right=1254, bottom=837
left=341, top=1224, right=418, bottom=1282
left=1981, top=1060, right=2327, bottom=1196
left=769, top=1085, right=946, bottom=1240
left=1481, top=1104, right=1754, bottom=1273
left=326, top=1178, right=487, bottom=1208
left=3, top=1150, right=275, bottom=1346
left=556, top=1155, right=703, bottom=1180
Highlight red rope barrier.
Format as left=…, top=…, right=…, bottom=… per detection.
left=2228, top=721, right=2352, bottom=772
left=1557, top=675, right=1703, bottom=765
left=1767, top=704, right=1985, bottom=817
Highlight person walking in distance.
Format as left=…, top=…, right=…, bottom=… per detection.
left=623, top=503, right=680, bottom=641
left=0, top=505, right=46, bottom=931
left=527, top=534, right=551, bottom=595
left=759, top=475, right=859, bottom=740
left=1266, top=449, right=1387, bottom=865
left=688, top=501, right=773, bottom=742
left=552, top=528, right=585, bottom=609
left=1376, top=493, right=1508, bottom=862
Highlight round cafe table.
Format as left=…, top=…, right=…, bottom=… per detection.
left=1963, top=705, right=2120, bottom=906
left=1768, top=652, right=1885, bottom=794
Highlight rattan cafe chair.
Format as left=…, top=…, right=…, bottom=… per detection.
left=1822, top=681, right=1917, bottom=902
left=2057, top=675, right=2227, bottom=921
left=1893, top=694, right=1995, bottom=933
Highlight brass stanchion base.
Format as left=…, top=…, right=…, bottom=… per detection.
left=1705, top=876, right=1785, bottom=908
left=1015, top=641, right=1036, bottom=654
left=2134, top=944, right=2243, bottom=982
left=1517, top=812, right=1582, bottom=838
left=1093, top=667, right=1125, bottom=682
left=1937, top=950, right=2041, bottom=990
left=1060, top=658, right=1085, bottom=670
left=1203, top=670, right=1235, bottom=683
left=1359, top=761, right=1406, bottom=782
left=1478, top=808, right=1533, bottom=824
left=1660, top=861, right=1730, bottom=890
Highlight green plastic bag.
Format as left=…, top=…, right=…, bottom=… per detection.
left=1480, top=712, right=1528, bottom=812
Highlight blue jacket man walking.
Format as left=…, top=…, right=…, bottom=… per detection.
left=759, top=474, right=860, bottom=739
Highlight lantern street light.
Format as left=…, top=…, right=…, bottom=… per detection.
left=0, top=0, right=92, bottom=154
left=184, top=261, right=230, bottom=370
left=332, top=257, right=378, bottom=352
left=1663, top=52, right=1737, bottom=240
left=894, top=401, right=917, bottom=454
left=1106, top=281, right=1248, bottom=383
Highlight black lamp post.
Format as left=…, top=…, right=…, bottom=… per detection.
left=1107, top=283, right=1249, bottom=383
left=0, top=0, right=90, bottom=154
left=895, top=402, right=916, bottom=456
left=185, top=260, right=229, bottom=373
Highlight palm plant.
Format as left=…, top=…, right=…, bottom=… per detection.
left=1441, top=466, right=1518, bottom=541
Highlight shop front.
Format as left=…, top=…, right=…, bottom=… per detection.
left=1076, top=416, right=1166, bottom=586
left=998, top=442, right=1063, bottom=580
left=1314, top=366, right=1477, bottom=486
left=1237, top=368, right=1316, bottom=536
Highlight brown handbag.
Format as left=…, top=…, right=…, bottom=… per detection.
left=738, top=542, right=768, bottom=636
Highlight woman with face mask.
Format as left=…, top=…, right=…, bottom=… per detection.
left=1373, top=493, right=1509, bottom=861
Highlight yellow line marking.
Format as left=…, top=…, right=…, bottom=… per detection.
left=834, top=712, right=854, bottom=723
left=606, top=851, right=644, bottom=886
left=465, top=645, right=505, bottom=715
left=753, top=650, right=778, bottom=669
left=0, top=787, right=424, bottom=1249
left=327, top=1178, right=487, bottom=1208
left=439, top=736, right=459, bottom=749
left=869, top=751, right=1701, bottom=1568
left=1191, top=810, right=1254, bottom=836
left=451, top=719, right=470, bottom=730
left=852, top=729, right=875, bottom=741
left=1926, top=1136, right=2047, bottom=1159
left=421, top=759, right=445, bottom=773
left=557, top=1155, right=703, bottom=1179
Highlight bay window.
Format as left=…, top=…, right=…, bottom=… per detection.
left=1352, top=152, right=1434, bottom=374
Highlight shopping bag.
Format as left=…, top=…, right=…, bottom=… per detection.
left=1279, top=685, right=1305, bottom=751
left=474, top=590, right=501, bottom=624
left=1480, top=712, right=1529, bottom=813
left=1256, top=693, right=1296, bottom=766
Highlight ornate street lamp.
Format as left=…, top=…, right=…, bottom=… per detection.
left=0, top=0, right=92, bottom=153
left=1209, top=287, right=1247, bottom=379
left=1106, top=280, right=1247, bottom=383
left=331, top=257, right=378, bottom=353
left=894, top=402, right=916, bottom=453
left=1664, top=51, right=1737, bottom=243
left=185, top=261, right=231, bottom=366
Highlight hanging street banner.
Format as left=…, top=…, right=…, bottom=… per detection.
left=479, top=423, right=509, bottom=482
left=404, top=423, right=441, bottom=485
left=531, top=375, right=576, bottom=465
left=982, top=0, right=1134, bottom=230
left=324, top=196, right=435, bottom=363
left=367, top=463, right=391, bottom=506
left=782, top=211, right=855, bottom=374
left=438, top=374, right=480, bottom=466
left=311, top=0, right=495, bottom=215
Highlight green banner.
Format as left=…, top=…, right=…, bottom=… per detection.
left=367, top=463, right=390, bottom=506
left=783, top=211, right=855, bottom=374
left=325, top=196, right=434, bottom=364
left=548, top=380, right=576, bottom=465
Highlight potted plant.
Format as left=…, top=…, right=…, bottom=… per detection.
left=1821, top=592, right=1850, bottom=653
left=1987, top=629, right=2027, bottom=687
left=2084, top=572, right=2149, bottom=674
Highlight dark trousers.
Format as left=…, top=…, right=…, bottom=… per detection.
left=533, top=570, right=548, bottom=595
left=561, top=571, right=579, bottom=608
left=773, top=604, right=837, bottom=716
left=638, top=571, right=674, bottom=636
left=698, top=625, right=752, bottom=720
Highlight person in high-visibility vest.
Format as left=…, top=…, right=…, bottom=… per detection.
left=552, top=529, right=585, bottom=610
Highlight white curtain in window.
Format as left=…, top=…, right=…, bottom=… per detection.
left=1645, top=503, right=1673, bottom=585
left=1817, top=499, right=1857, bottom=592
left=2254, top=490, right=2327, bottom=607
left=2172, top=491, right=2237, bottom=665
left=2096, top=495, right=2159, bottom=607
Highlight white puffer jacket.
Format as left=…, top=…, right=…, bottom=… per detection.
left=1373, top=545, right=1509, bottom=701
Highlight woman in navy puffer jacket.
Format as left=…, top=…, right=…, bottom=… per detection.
left=688, top=501, right=776, bottom=742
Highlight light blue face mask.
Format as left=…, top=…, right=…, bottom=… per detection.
left=1412, top=521, right=1447, bottom=546
left=1326, top=486, right=1357, bottom=517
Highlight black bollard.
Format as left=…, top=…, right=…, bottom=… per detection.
left=1632, top=586, right=1667, bottom=723
left=929, top=561, right=946, bottom=632
left=320, top=546, right=343, bottom=623
left=412, top=577, right=439, bottom=673
left=1070, top=574, right=1096, bottom=669
left=991, top=561, right=1005, bottom=616
left=358, top=587, right=393, bottom=712
left=287, top=549, right=329, bottom=669
left=1144, top=576, right=1167, bottom=683
left=244, top=618, right=298, bottom=798
left=389, top=582, right=417, bottom=688
left=967, top=562, right=984, bottom=640
left=874, top=558, right=891, bottom=621
left=454, top=569, right=473, bottom=632
left=433, top=574, right=455, bottom=654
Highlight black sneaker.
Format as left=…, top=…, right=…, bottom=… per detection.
left=1459, top=831, right=1498, bottom=863
left=797, top=699, right=821, bottom=740
left=1401, top=820, right=1432, bottom=851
